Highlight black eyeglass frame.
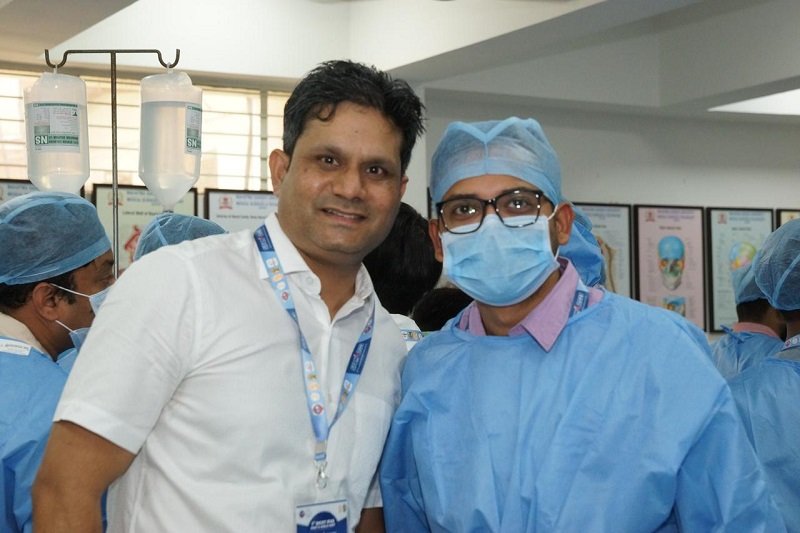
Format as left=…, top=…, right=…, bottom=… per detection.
left=435, top=188, right=547, bottom=234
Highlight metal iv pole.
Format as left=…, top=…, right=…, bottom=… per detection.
left=43, top=48, right=180, bottom=277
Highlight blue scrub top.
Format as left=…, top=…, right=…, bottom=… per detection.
left=730, top=346, right=800, bottom=533
left=711, top=327, right=783, bottom=380
left=0, top=336, right=68, bottom=533
left=380, top=292, right=785, bottom=532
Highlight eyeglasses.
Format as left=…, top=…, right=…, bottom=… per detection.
left=436, top=188, right=544, bottom=234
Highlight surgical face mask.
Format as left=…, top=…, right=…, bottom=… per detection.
left=51, top=283, right=111, bottom=315
left=55, top=320, right=90, bottom=351
left=441, top=210, right=560, bottom=306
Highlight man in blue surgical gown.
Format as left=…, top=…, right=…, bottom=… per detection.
left=711, top=262, right=785, bottom=379
left=730, top=218, right=800, bottom=532
left=0, top=192, right=113, bottom=533
left=379, top=117, right=784, bottom=532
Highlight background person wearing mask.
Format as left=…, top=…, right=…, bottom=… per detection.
left=33, top=59, right=424, bottom=533
left=379, top=117, right=784, bottom=531
left=730, top=218, right=800, bottom=532
left=0, top=191, right=113, bottom=533
left=133, top=212, right=226, bottom=260
left=711, top=261, right=785, bottom=379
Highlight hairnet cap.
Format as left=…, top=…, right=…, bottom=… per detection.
left=429, top=117, right=562, bottom=205
left=134, top=213, right=226, bottom=260
left=755, top=218, right=800, bottom=310
left=561, top=205, right=605, bottom=287
left=0, top=191, right=110, bottom=285
left=731, top=262, right=764, bottom=305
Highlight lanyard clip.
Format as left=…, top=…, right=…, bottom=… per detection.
left=316, top=460, right=328, bottom=489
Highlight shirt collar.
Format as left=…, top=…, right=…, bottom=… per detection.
left=459, top=258, right=587, bottom=351
left=258, top=214, right=373, bottom=303
left=0, top=312, right=47, bottom=354
left=731, top=321, right=781, bottom=339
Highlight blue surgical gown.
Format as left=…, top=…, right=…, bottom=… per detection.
left=730, top=347, right=800, bottom=533
left=711, top=326, right=783, bottom=380
left=0, top=337, right=68, bottom=533
left=380, top=292, right=785, bottom=532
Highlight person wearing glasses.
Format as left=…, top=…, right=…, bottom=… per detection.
left=379, top=117, right=785, bottom=531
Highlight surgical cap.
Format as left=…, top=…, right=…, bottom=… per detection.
left=134, top=213, right=226, bottom=260
left=754, top=218, right=800, bottom=310
left=561, top=205, right=605, bottom=287
left=430, top=117, right=562, bottom=205
left=658, top=236, right=685, bottom=260
left=731, top=262, right=764, bottom=305
left=0, top=191, right=110, bottom=285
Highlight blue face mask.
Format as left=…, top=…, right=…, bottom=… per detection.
left=55, top=321, right=90, bottom=351
left=50, top=284, right=112, bottom=315
left=441, top=211, right=560, bottom=307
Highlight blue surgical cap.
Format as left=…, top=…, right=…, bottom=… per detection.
left=430, top=117, right=562, bottom=205
left=754, top=218, right=800, bottom=310
left=561, top=205, right=605, bottom=287
left=731, top=262, right=764, bottom=305
left=0, top=191, right=110, bottom=285
left=134, top=213, right=226, bottom=260
left=658, top=236, right=685, bottom=260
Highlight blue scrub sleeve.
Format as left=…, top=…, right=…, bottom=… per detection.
left=380, top=358, right=431, bottom=531
left=673, top=388, right=787, bottom=531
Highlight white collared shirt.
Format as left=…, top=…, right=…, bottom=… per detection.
left=55, top=214, right=407, bottom=532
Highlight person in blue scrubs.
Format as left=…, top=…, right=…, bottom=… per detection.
left=133, top=212, right=226, bottom=261
left=730, top=218, right=800, bottom=532
left=379, top=117, right=785, bottom=532
left=0, top=192, right=113, bottom=533
left=711, top=262, right=785, bottom=379
left=560, top=204, right=605, bottom=288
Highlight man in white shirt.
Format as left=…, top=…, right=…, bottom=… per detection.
left=33, top=60, right=425, bottom=533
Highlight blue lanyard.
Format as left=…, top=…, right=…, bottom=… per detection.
left=254, top=225, right=374, bottom=489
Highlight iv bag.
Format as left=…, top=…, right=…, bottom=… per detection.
left=139, top=70, right=202, bottom=211
left=24, top=72, right=90, bottom=195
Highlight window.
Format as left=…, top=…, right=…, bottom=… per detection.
left=0, top=68, right=286, bottom=197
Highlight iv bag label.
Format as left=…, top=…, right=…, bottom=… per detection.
left=185, top=104, right=202, bottom=154
left=27, top=103, right=80, bottom=152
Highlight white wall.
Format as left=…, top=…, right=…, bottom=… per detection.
left=415, top=90, right=800, bottom=212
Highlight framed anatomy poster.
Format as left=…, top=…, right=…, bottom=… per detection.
left=777, top=209, right=800, bottom=227
left=92, top=184, right=197, bottom=273
left=573, top=202, right=633, bottom=297
left=707, top=208, right=774, bottom=332
left=204, top=188, right=279, bottom=232
left=634, top=205, right=706, bottom=330
left=0, top=179, right=38, bottom=203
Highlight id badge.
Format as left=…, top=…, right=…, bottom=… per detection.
left=296, top=499, right=348, bottom=533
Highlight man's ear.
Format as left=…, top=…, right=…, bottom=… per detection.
left=30, top=282, right=62, bottom=321
left=268, top=149, right=290, bottom=196
left=554, top=202, right=574, bottom=246
left=428, top=219, right=444, bottom=263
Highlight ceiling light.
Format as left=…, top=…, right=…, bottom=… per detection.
left=709, top=88, right=800, bottom=116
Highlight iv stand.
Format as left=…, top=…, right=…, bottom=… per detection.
left=43, top=49, right=181, bottom=277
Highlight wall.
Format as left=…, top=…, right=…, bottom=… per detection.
left=414, top=90, right=800, bottom=211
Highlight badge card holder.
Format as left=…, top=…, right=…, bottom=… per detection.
left=296, top=500, right=348, bottom=533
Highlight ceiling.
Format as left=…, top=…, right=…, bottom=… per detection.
left=1, top=0, right=798, bottom=124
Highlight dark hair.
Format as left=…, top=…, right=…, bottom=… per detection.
left=0, top=270, right=77, bottom=311
left=736, top=299, right=774, bottom=323
left=282, top=60, right=425, bottom=174
left=411, top=287, right=473, bottom=332
left=363, top=203, right=441, bottom=316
